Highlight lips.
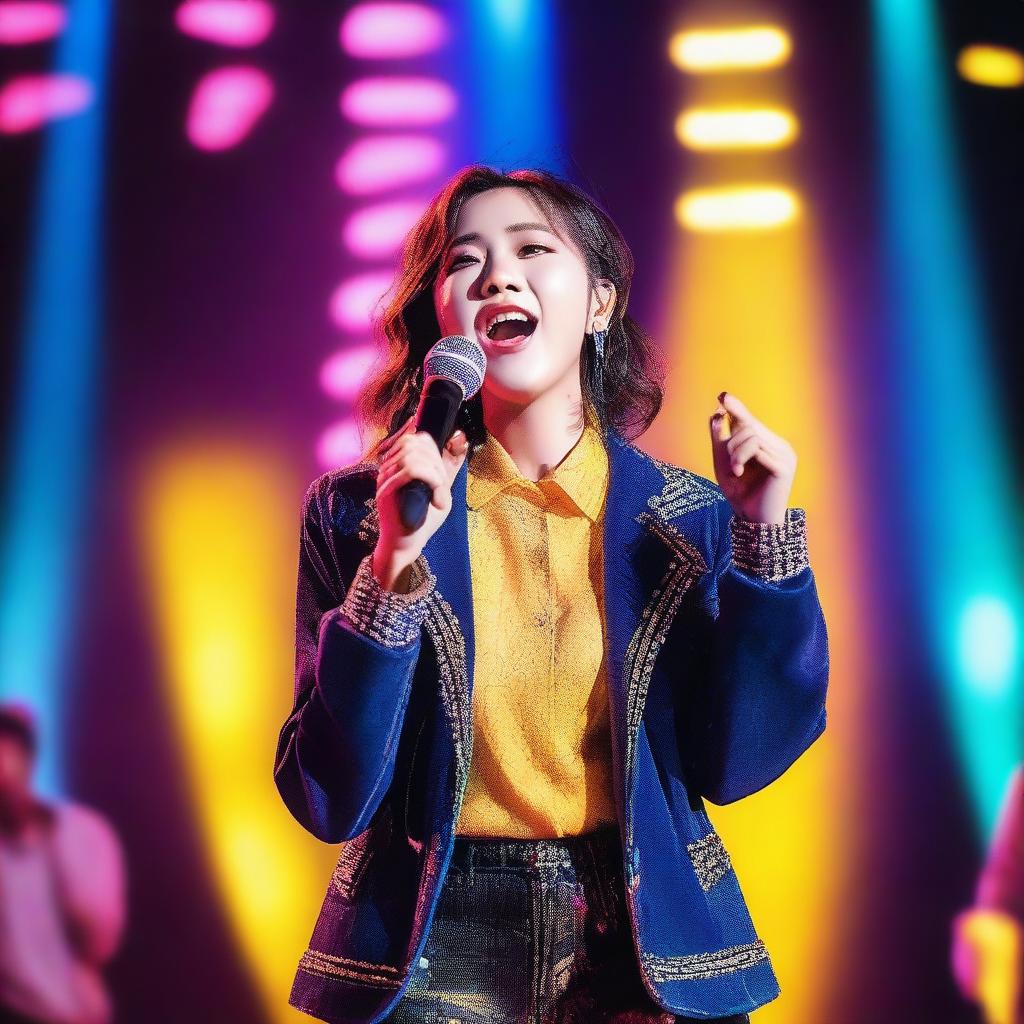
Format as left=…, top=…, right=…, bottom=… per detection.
left=477, top=303, right=537, bottom=332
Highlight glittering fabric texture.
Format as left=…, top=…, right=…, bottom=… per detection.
left=729, top=507, right=809, bottom=583
left=686, top=832, right=733, bottom=892
left=338, top=551, right=436, bottom=648
left=457, top=407, right=618, bottom=838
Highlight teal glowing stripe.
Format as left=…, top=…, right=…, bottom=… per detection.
left=0, top=0, right=113, bottom=796
left=872, top=0, right=1022, bottom=837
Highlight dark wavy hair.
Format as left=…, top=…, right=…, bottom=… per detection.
left=356, top=164, right=665, bottom=462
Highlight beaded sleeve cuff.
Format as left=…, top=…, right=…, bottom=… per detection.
left=338, top=552, right=436, bottom=648
left=729, top=507, right=809, bottom=583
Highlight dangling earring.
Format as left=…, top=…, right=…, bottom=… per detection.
left=590, top=321, right=608, bottom=404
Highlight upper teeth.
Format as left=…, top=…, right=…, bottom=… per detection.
left=486, top=310, right=531, bottom=335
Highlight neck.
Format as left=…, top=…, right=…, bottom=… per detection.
left=482, top=381, right=587, bottom=481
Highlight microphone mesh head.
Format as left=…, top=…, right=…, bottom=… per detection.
left=423, top=334, right=486, bottom=399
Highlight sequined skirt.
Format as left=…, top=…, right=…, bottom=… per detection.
left=384, top=822, right=751, bottom=1024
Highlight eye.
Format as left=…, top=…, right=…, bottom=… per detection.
left=445, top=243, right=551, bottom=274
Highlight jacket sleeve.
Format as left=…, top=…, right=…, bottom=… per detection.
left=682, top=500, right=830, bottom=805
left=273, top=476, right=435, bottom=843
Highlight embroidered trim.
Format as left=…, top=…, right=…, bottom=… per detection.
left=622, top=514, right=707, bottom=851
left=422, top=592, right=472, bottom=792
left=339, top=552, right=436, bottom=647
left=644, top=456, right=724, bottom=521
left=686, top=832, right=733, bottom=891
left=730, top=507, right=808, bottom=583
left=297, top=948, right=403, bottom=988
left=640, top=940, right=770, bottom=982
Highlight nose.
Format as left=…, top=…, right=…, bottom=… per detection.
left=479, top=253, right=523, bottom=297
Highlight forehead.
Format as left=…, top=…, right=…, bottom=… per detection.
left=450, top=187, right=558, bottom=241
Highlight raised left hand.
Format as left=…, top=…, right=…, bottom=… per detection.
left=709, top=391, right=796, bottom=525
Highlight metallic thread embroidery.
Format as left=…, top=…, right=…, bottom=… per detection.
left=622, top=512, right=708, bottom=852
left=297, top=948, right=403, bottom=988
left=338, top=552, right=435, bottom=647
left=730, top=507, right=809, bottom=583
left=645, top=458, right=724, bottom=521
left=686, top=832, right=733, bottom=891
left=640, top=940, right=771, bottom=982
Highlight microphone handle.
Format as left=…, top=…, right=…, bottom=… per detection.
left=397, top=378, right=463, bottom=532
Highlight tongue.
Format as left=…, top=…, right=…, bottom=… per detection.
left=491, top=319, right=535, bottom=342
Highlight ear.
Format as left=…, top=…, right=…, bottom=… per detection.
left=589, top=278, right=617, bottom=329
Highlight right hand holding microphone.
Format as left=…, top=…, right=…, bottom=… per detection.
left=372, top=415, right=469, bottom=592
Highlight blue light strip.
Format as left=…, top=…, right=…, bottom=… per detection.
left=0, top=0, right=113, bottom=795
left=871, top=0, right=1023, bottom=837
left=462, top=0, right=565, bottom=172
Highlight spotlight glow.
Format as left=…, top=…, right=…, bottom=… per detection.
left=0, top=1, right=66, bottom=43
left=329, top=271, right=394, bottom=331
left=340, top=76, right=457, bottom=126
left=957, top=44, right=1024, bottom=88
left=0, top=73, right=92, bottom=133
left=958, top=596, right=1018, bottom=697
left=334, top=134, right=445, bottom=194
left=175, top=0, right=275, bottom=48
left=676, top=107, right=798, bottom=150
left=317, top=417, right=364, bottom=469
left=185, top=65, right=273, bottom=151
left=675, top=185, right=800, bottom=231
left=669, top=25, right=791, bottom=73
left=340, top=2, right=448, bottom=59
left=342, top=198, right=427, bottom=258
left=320, top=345, right=378, bottom=401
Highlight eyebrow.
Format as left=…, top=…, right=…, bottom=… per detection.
left=449, top=222, right=557, bottom=249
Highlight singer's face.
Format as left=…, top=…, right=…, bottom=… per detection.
left=432, top=187, right=606, bottom=407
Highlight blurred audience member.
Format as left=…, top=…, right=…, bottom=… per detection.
left=953, top=765, right=1024, bottom=1024
left=0, top=703, right=126, bottom=1024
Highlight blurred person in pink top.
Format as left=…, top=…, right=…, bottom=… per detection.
left=0, top=703, right=126, bottom=1024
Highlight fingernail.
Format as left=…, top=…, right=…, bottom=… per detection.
left=718, top=391, right=727, bottom=402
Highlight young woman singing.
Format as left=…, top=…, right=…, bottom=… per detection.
left=274, top=165, right=830, bottom=1024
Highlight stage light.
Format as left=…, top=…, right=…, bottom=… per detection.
left=340, top=2, right=448, bottom=59
left=0, top=0, right=65, bottom=43
left=340, top=75, right=457, bottom=126
left=329, top=271, right=395, bottom=331
left=175, top=0, right=275, bottom=48
left=676, top=106, right=798, bottom=150
left=317, top=417, right=364, bottom=469
left=320, top=345, right=378, bottom=401
left=873, top=0, right=1024, bottom=838
left=675, top=184, right=800, bottom=231
left=0, top=72, right=91, bottom=133
left=334, top=134, right=446, bottom=194
left=185, top=65, right=273, bottom=151
left=957, top=44, right=1024, bottom=88
left=669, top=25, right=791, bottom=73
left=342, top=198, right=427, bottom=259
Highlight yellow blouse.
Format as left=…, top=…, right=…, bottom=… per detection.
left=454, top=411, right=618, bottom=838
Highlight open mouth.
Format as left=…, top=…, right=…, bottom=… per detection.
left=482, top=314, right=538, bottom=348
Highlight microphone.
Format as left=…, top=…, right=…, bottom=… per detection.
left=397, top=334, right=486, bottom=532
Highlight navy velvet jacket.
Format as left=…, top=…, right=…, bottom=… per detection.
left=273, top=423, right=830, bottom=1023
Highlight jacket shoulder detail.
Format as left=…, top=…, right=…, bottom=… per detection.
left=637, top=450, right=726, bottom=523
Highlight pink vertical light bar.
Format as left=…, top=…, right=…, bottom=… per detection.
left=185, top=65, right=273, bottom=151
left=335, top=135, right=446, bottom=194
left=342, top=198, right=428, bottom=259
left=320, top=345, right=379, bottom=400
left=340, top=76, right=457, bottom=125
left=340, top=2, right=447, bottom=59
left=0, top=1, right=66, bottom=44
left=0, top=73, right=92, bottom=133
left=175, top=0, right=275, bottom=47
